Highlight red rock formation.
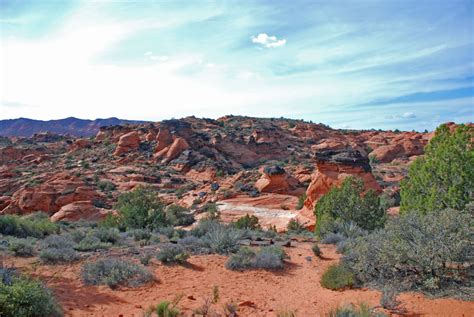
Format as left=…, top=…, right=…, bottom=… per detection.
left=69, top=139, right=92, bottom=152
left=113, top=131, right=140, bottom=156
left=154, top=137, right=189, bottom=162
left=50, top=201, right=111, bottom=222
left=1, top=173, right=102, bottom=216
left=255, top=166, right=300, bottom=195
left=304, top=149, right=382, bottom=210
left=370, top=133, right=425, bottom=163
left=155, top=128, right=173, bottom=152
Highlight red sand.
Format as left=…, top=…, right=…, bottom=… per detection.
left=8, top=243, right=474, bottom=317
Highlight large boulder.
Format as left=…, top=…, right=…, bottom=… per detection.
left=255, top=166, right=299, bottom=194
left=113, top=131, right=140, bottom=156
left=304, top=149, right=381, bottom=210
left=154, top=137, right=189, bottom=163
left=50, top=201, right=111, bottom=222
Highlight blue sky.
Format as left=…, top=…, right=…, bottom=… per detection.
left=0, top=0, right=473, bottom=130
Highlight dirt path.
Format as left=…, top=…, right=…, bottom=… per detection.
left=9, top=243, right=474, bottom=316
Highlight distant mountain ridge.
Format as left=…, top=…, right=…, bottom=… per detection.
left=0, top=117, right=148, bottom=137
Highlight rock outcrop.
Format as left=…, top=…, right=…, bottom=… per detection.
left=369, top=133, right=425, bottom=163
left=255, top=166, right=300, bottom=194
left=50, top=201, right=111, bottom=222
left=113, top=131, right=140, bottom=156
left=304, top=149, right=382, bottom=210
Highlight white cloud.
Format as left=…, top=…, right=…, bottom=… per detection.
left=402, top=112, right=416, bottom=118
left=251, top=33, right=286, bottom=48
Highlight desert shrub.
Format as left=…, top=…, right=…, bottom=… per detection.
left=296, top=193, right=307, bottom=210
left=226, top=246, right=288, bottom=271
left=0, top=275, right=62, bottom=317
left=139, top=253, right=152, bottom=266
left=189, top=219, right=222, bottom=237
left=156, top=244, right=190, bottom=264
left=39, top=235, right=78, bottom=263
left=90, top=227, right=121, bottom=244
left=311, top=244, right=322, bottom=257
left=202, top=202, right=220, bottom=220
left=114, top=186, right=167, bottom=230
left=233, top=214, right=260, bottom=230
left=286, top=218, right=306, bottom=233
left=320, top=233, right=345, bottom=244
left=380, top=287, right=400, bottom=310
left=316, top=177, right=385, bottom=235
left=155, top=300, right=180, bottom=317
left=223, top=300, right=238, bottom=317
left=8, top=238, right=35, bottom=257
left=166, top=204, right=195, bottom=226
left=327, top=303, right=386, bottom=317
left=129, top=229, right=152, bottom=241
left=178, top=236, right=210, bottom=254
left=202, top=225, right=243, bottom=254
left=74, top=235, right=111, bottom=251
left=321, top=263, right=354, bottom=290
left=344, top=208, right=472, bottom=296
left=226, top=247, right=256, bottom=270
left=0, top=214, right=59, bottom=238
left=400, top=124, right=473, bottom=214
left=81, top=258, right=152, bottom=288
left=97, top=180, right=116, bottom=192
left=253, top=246, right=287, bottom=269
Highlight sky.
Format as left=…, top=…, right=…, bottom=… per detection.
left=0, top=0, right=473, bottom=131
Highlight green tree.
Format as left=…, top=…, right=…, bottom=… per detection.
left=314, top=176, right=385, bottom=234
left=400, top=124, right=474, bottom=214
left=114, top=186, right=166, bottom=230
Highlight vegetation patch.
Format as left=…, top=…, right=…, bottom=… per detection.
left=81, top=258, right=153, bottom=288
left=320, top=263, right=354, bottom=290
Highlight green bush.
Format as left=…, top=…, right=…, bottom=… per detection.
left=39, top=235, right=78, bottom=264
left=400, top=124, right=474, bottom=214
left=233, top=214, right=260, bottom=230
left=8, top=238, right=35, bottom=257
left=97, top=180, right=116, bottom=192
left=114, top=186, right=167, bottom=230
left=320, top=263, right=354, bottom=290
left=156, top=244, right=190, bottom=264
left=315, top=177, right=385, bottom=235
left=0, top=275, right=62, bottom=317
left=81, top=258, right=152, bottom=288
left=165, top=204, right=195, bottom=226
left=286, top=218, right=306, bottom=233
left=344, top=208, right=472, bottom=296
left=0, top=214, right=59, bottom=238
left=90, top=227, right=121, bottom=244
left=202, top=202, right=220, bottom=220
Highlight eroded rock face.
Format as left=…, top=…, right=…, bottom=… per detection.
left=1, top=173, right=102, bottom=216
left=114, top=131, right=140, bottom=156
left=304, top=149, right=381, bottom=210
left=370, top=134, right=425, bottom=163
left=255, top=166, right=300, bottom=194
left=154, top=137, right=189, bottom=163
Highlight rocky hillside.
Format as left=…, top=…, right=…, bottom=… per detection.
left=0, top=115, right=435, bottom=228
left=0, top=117, right=146, bottom=137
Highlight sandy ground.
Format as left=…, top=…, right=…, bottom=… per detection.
left=6, top=242, right=473, bottom=317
